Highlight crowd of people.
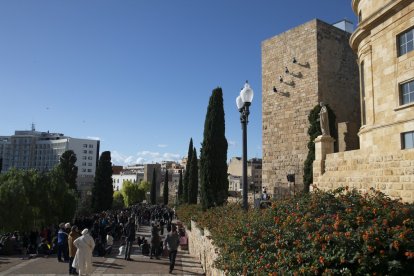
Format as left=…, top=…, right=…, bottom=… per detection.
left=0, top=203, right=182, bottom=275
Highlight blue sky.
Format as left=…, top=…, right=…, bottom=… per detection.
left=0, top=0, right=356, bottom=166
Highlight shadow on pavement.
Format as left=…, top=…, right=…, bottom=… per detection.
left=93, top=260, right=124, bottom=269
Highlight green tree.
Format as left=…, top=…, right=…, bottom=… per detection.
left=112, top=191, right=125, bottom=209
left=122, top=180, right=143, bottom=207
left=183, top=138, right=193, bottom=204
left=0, top=168, right=76, bottom=232
left=303, top=104, right=336, bottom=192
left=150, top=168, right=157, bottom=205
left=0, top=158, right=2, bottom=173
left=177, top=170, right=183, bottom=205
left=47, top=166, right=77, bottom=223
left=200, top=87, right=229, bottom=210
left=92, top=151, right=113, bottom=212
left=58, top=150, right=78, bottom=191
left=163, top=169, right=169, bottom=205
left=138, top=180, right=151, bottom=192
left=188, top=148, right=199, bottom=204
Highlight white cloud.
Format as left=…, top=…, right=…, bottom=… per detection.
left=228, top=140, right=237, bottom=147
left=110, top=150, right=182, bottom=166
left=157, top=144, right=167, bottom=148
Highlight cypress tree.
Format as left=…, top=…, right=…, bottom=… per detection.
left=200, top=87, right=228, bottom=211
left=163, top=169, right=169, bottom=205
left=182, top=138, right=193, bottom=203
left=58, top=150, right=78, bottom=191
left=188, top=147, right=199, bottom=204
left=150, top=168, right=157, bottom=205
left=177, top=169, right=183, bottom=205
left=91, top=151, right=113, bottom=212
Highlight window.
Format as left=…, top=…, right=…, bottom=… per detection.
left=89, top=150, right=93, bottom=154
left=89, top=144, right=93, bottom=148
left=87, top=169, right=92, bottom=173
left=82, top=162, right=86, bottom=166
left=88, top=156, right=92, bottom=160
left=398, top=28, right=414, bottom=56
left=82, top=156, right=87, bottom=160
left=402, top=131, right=414, bottom=149
left=88, top=162, right=92, bottom=166
left=400, top=80, right=414, bottom=105
left=83, top=150, right=87, bottom=154
left=83, top=144, right=88, bottom=148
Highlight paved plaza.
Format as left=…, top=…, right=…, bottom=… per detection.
left=0, top=224, right=204, bottom=276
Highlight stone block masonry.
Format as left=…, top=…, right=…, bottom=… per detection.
left=262, top=19, right=360, bottom=197
left=313, top=149, right=414, bottom=202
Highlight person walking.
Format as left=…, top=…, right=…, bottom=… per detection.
left=150, top=223, right=160, bottom=259
left=72, top=228, right=95, bottom=276
left=68, top=226, right=81, bottom=275
left=57, top=223, right=69, bottom=262
left=164, top=224, right=180, bottom=274
left=124, top=217, right=135, bottom=261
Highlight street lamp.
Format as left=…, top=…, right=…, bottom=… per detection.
left=236, top=81, right=254, bottom=211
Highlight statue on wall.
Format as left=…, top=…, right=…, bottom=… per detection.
left=319, top=102, right=330, bottom=136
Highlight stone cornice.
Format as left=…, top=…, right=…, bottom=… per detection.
left=352, top=0, right=359, bottom=14
left=350, top=0, right=410, bottom=52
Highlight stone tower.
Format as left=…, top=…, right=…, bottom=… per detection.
left=262, top=19, right=360, bottom=197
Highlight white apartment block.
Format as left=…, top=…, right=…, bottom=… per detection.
left=0, top=129, right=100, bottom=193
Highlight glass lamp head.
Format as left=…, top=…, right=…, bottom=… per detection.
left=240, top=81, right=253, bottom=104
left=236, top=95, right=244, bottom=110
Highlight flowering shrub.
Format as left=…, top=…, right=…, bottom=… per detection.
left=178, top=188, right=414, bottom=275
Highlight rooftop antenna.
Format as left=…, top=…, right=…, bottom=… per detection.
left=31, top=123, right=35, bottom=131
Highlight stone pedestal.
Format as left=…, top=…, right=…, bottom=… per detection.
left=314, top=135, right=335, bottom=176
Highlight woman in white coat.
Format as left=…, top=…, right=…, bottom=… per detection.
left=72, top=228, right=95, bottom=276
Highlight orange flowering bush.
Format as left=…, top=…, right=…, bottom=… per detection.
left=178, top=188, right=414, bottom=275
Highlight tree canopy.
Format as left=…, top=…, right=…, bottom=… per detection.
left=58, top=150, right=78, bottom=191
left=163, top=169, right=169, bottom=205
left=150, top=168, right=157, bottom=205
left=188, top=148, right=198, bottom=204
left=91, top=151, right=113, bottom=212
left=0, top=168, right=77, bottom=232
left=200, top=87, right=229, bottom=210
left=182, top=138, right=193, bottom=204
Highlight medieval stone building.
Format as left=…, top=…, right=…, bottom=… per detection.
left=262, top=19, right=360, bottom=197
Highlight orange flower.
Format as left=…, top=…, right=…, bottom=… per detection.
left=404, top=251, right=414, bottom=259
left=296, top=254, right=303, bottom=264
left=319, top=256, right=325, bottom=265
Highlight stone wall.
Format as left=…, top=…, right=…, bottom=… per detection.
left=313, top=148, right=414, bottom=202
left=186, top=221, right=225, bottom=276
left=262, top=19, right=360, bottom=197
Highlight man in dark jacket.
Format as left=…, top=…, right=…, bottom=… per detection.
left=124, top=217, right=135, bottom=261
left=164, top=224, right=180, bottom=274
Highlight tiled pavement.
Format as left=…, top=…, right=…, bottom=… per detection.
left=0, top=224, right=205, bottom=276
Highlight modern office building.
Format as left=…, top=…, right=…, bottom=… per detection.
left=0, top=128, right=100, bottom=194
left=314, top=0, right=414, bottom=202
left=262, top=19, right=360, bottom=197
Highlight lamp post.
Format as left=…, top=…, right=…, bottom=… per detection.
left=236, top=81, right=254, bottom=211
